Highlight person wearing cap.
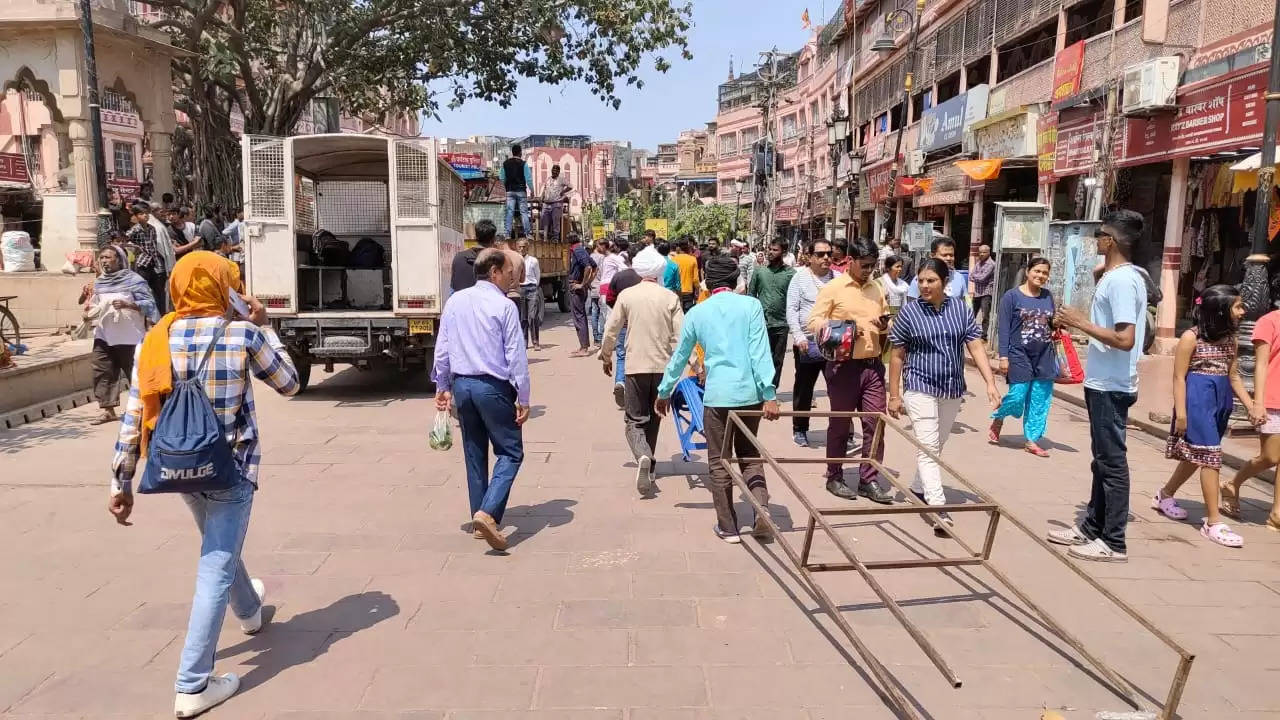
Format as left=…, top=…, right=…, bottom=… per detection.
left=656, top=255, right=781, bottom=544
left=600, top=247, right=683, bottom=496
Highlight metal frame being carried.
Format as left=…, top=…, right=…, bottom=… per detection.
left=719, top=409, right=1194, bottom=720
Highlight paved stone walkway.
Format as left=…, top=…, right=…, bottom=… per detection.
left=0, top=315, right=1277, bottom=719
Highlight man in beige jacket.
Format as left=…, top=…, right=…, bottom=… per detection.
left=600, top=247, right=684, bottom=495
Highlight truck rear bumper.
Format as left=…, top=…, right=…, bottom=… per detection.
left=275, top=317, right=436, bottom=360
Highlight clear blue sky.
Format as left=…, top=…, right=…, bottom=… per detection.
left=421, top=0, right=828, bottom=152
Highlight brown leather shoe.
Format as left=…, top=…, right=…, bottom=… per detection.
left=472, top=511, right=508, bottom=550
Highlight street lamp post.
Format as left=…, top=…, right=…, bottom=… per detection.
left=873, top=0, right=927, bottom=225
left=731, top=176, right=747, bottom=240
left=847, top=152, right=864, bottom=241
left=1241, top=0, right=1280, bottom=326
left=827, top=109, right=850, bottom=244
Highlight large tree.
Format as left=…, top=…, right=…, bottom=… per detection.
left=148, top=0, right=693, bottom=205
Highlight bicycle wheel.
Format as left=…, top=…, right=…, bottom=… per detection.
left=0, top=305, right=20, bottom=350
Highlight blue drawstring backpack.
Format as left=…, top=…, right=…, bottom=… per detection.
left=138, top=322, right=239, bottom=494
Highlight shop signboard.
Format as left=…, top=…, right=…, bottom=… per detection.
left=866, top=164, right=894, bottom=204
left=440, top=152, right=486, bottom=181
left=973, top=111, right=1038, bottom=159
left=1053, top=112, right=1101, bottom=178
left=1037, top=112, right=1058, bottom=185
left=0, top=152, right=30, bottom=184
left=644, top=218, right=668, bottom=238
left=1120, top=65, right=1267, bottom=164
left=775, top=204, right=800, bottom=222
left=1051, top=41, right=1086, bottom=104
left=919, top=85, right=990, bottom=153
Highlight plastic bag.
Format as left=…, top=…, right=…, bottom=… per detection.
left=429, top=411, right=452, bottom=451
left=1, top=231, right=36, bottom=272
left=1053, top=329, right=1084, bottom=385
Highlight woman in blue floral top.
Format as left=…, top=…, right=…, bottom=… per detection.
left=989, top=256, right=1058, bottom=457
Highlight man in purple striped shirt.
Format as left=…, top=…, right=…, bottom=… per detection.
left=433, top=248, right=530, bottom=551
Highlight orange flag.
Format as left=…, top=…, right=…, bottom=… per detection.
left=801, top=8, right=812, bottom=29
left=915, top=178, right=936, bottom=194
left=955, top=159, right=1004, bottom=181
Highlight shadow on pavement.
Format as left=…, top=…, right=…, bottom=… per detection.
left=290, top=366, right=434, bottom=403
left=215, top=590, right=399, bottom=694
left=502, top=498, right=577, bottom=549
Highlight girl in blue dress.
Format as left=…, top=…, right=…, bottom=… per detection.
left=1155, top=285, right=1252, bottom=547
left=989, top=257, right=1058, bottom=457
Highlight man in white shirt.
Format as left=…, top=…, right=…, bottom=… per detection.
left=516, top=238, right=543, bottom=349
left=597, top=239, right=628, bottom=329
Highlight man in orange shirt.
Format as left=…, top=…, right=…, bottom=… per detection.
left=671, top=238, right=701, bottom=313
left=807, top=237, right=893, bottom=504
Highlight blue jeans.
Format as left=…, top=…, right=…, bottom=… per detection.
left=1080, top=388, right=1137, bottom=553
left=587, top=295, right=606, bottom=344
left=175, top=481, right=260, bottom=693
left=615, top=326, right=627, bottom=382
left=504, top=191, right=531, bottom=238
left=454, top=374, right=524, bottom=524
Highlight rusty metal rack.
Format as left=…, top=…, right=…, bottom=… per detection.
left=720, top=409, right=1194, bottom=720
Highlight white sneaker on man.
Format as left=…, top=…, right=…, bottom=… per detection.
left=174, top=672, right=239, bottom=718
left=636, top=456, right=655, bottom=496
left=1046, top=524, right=1090, bottom=546
left=1068, top=537, right=1127, bottom=563
left=239, top=578, right=266, bottom=635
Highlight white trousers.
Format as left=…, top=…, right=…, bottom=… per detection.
left=904, top=391, right=963, bottom=506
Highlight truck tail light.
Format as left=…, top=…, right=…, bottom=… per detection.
left=258, top=294, right=291, bottom=309
left=398, top=295, right=437, bottom=310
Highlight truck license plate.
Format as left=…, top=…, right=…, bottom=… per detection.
left=408, top=318, right=434, bottom=334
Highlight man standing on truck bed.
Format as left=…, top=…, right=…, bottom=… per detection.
left=540, top=164, right=572, bottom=241
left=433, top=248, right=530, bottom=552
left=450, top=220, right=497, bottom=294
left=500, top=144, right=533, bottom=239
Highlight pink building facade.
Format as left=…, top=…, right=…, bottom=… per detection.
left=715, top=33, right=840, bottom=240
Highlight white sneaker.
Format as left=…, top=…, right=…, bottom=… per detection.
left=174, top=673, right=239, bottom=718
left=239, top=578, right=266, bottom=635
left=1046, top=524, right=1090, bottom=546
left=1068, top=537, right=1128, bottom=563
left=636, top=456, right=655, bottom=496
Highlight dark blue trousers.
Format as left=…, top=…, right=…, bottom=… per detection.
left=453, top=375, right=524, bottom=524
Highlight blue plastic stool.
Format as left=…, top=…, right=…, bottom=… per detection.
left=670, top=375, right=708, bottom=461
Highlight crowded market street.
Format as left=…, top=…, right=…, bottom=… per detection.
left=0, top=316, right=1277, bottom=719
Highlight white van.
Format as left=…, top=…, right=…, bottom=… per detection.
left=241, top=134, right=464, bottom=392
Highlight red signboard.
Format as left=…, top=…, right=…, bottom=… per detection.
left=0, top=153, right=29, bottom=184
left=1037, top=111, right=1058, bottom=185
left=775, top=204, right=800, bottom=222
left=1121, top=65, right=1266, bottom=165
left=866, top=164, right=894, bottom=204
left=1054, top=112, right=1102, bottom=178
left=1051, top=42, right=1085, bottom=104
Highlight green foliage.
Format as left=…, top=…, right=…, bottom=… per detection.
left=149, top=0, right=694, bottom=199
left=671, top=204, right=749, bottom=241
left=583, top=204, right=605, bottom=229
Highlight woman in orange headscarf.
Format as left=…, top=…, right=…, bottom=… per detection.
left=107, top=251, right=301, bottom=717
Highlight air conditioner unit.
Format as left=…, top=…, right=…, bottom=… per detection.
left=1122, top=57, right=1180, bottom=116
left=905, top=149, right=925, bottom=176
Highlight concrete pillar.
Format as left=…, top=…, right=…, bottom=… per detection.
left=1155, top=156, right=1189, bottom=355
left=894, top=198, right=905, bottom=239
left=959, top=65, right=968, bottom=93
left=1055, top=8, right=1068, bottom=53
left=942, top=205, right=953, bottom=237
left=68, top=119, right=99, bottom=250
left=989, top=47, right=999, bottom=85
left=1113, top=0, right=1126, bottom=29
left=148, top=129, right=174, bottom=200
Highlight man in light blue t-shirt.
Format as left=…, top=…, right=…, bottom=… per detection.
left=907, top=237, right=968, bottom=300
left=1047, top=210, right=1148, bottom=563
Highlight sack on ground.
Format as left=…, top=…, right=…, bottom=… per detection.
left=429, top=411, right=453, bottom=451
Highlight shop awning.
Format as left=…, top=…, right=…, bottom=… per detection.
left=1228, top=152, right=1278, bottom=193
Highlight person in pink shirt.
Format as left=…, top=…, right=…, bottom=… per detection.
left=1222, top=307, right=1280, bottom=532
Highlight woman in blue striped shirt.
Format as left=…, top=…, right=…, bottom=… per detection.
left=888, top=259, right=1000, bottom=531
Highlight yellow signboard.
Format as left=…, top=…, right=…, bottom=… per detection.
left=592, top=225, right=606, bottom=240
left=644, top=218, right=668, bottom=239
left=604, top=221, right=615, bottom=232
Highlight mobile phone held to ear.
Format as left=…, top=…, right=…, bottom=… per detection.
left=228, top=289, right=251, bottom=319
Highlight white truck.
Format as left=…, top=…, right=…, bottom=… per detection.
left=240, top=133, right=465, bottom=392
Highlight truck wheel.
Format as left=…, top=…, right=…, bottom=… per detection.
left=556, top=284, right=569, bottom=313
left=289, top=352, right=312, bottom=394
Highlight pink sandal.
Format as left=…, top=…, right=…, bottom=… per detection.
left=1025, top=443, right=1049, bottom=458
left=988, top=419, right=1002, bottom=445
left=1201, top=521, right=1244, bottom=548
left=1151, top=491, right=1188, bottom=520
